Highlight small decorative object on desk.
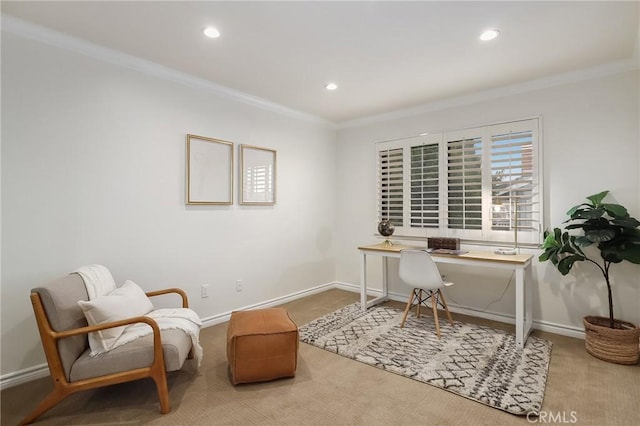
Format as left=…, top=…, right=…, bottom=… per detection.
left=427, top=237, right=460, bottom=250
left=377, top=220, right=395, bottom=246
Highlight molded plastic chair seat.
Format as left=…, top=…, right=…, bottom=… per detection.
left=399, top=249, right=455, bottom=338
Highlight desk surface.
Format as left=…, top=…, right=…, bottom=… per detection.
left=358, top=243, right=532, bottom=265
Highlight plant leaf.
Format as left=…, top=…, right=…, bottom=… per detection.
left=612, top=217, right=640, bottom=229
left=541, top=233, right=560, bottom=249
left=565, top=223, right=586, bottom=230
left=621, top=244, right=640, bottom=264
left=572, top=207, right=605, bottom=220
left=566, top=203, right=591, bottom=217
left=586, top=190, right=609, bottom=207
left=622, top=228, right=640, bottom=240
left=574, top=236, right=593, bottom=247
left=538, top=251, right=550, bottom=262
left=557, top=255, right=584, bottom=275
left=585, top=228, right=616, bottom=242
left=600, top=246, right=625, bottom=263
left=602, top=203, right=628, bottom=218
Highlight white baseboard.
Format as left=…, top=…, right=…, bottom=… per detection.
left=199, top=282, right=336, bottom=328
left=0, top=364, right=50, bottom=390
left=333, top=281, right=384, bottom=297
left=531, top=319, right=585, bottom=339
left=1, top=280, right=585, bottom=389
left=333, top=281, right=586, bottom=339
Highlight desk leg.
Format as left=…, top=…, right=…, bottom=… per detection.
left=524, top=263, right=533, bottom=341
left=515, top=267, right=525, bottom=349
left=359, top=251, right=390, bottom=311
left=360, top=253, right=367, bottom=312
left=382, top=256, right=388, bottom=301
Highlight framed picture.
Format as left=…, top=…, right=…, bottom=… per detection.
left=186, top=134, right=234, bottom=205
left=240, top=144, right=276, bottom=205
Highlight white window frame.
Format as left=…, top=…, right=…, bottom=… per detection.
left=375, top=117, right=543, bottom=245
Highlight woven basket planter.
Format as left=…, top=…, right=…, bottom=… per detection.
left=583, top=316, right=640, bottom=365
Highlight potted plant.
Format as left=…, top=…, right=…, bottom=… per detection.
left=539, top=190, right=640, bottom=364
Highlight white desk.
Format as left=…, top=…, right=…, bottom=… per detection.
left=358, top=243, right=534, bottom=349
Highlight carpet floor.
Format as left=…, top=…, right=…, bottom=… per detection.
left=299, top=302, right=552, bottom=416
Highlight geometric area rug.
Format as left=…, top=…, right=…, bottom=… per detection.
left=299, top=302, right=552, bottom=416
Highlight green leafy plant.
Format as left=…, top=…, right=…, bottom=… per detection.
left=539, top=190, right=640, bottom=328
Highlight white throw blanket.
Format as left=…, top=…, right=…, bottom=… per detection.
left=73, top=264, right=116, bottom=299
left=110, top=308, right=204, bottom=368
left=74, top=264, right=203, bottom=367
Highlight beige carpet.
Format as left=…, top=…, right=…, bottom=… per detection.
left=2, top=289, right=639, bottom=425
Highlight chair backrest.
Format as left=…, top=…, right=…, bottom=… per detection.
left=399, top=249, right=444, bottom=291
left=31, top=273, right=90, bottom=382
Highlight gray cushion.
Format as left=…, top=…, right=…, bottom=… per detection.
left=32, top=273, right=90, bottom=381
left=70, top=329, right=191, bottom=381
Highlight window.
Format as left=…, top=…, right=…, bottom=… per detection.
left=410, top=143, right=439, bottom=228
left=446, top=135, right=483, bottom=231
left=376, top=118, right=542, bottom=245
left=378, top=146, right=404, bottom=227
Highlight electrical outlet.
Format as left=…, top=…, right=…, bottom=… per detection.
left=201, top=284, right=209, bottom=298
left=236, top=280, right=243, bottom=292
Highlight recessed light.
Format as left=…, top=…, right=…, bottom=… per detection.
left=480, top=29, right=500, bottom=41
left=325, top=82, right=338, bottom=91
left=203, top=27, right=220, bottom=38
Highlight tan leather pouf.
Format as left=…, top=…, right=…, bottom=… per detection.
left=226, top=307, right=299, bottom=385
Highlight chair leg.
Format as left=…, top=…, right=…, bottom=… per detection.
left=431, top=292, right=441, bottom=338
left=416, top=289, right=422, bottom=318
left=151, top=371, right=171, bottom=414
left=400, top=289, right=416, bottom=328
left=19, top=387, right=70, bottom=425
left=438, top=290, right=454, bottom=326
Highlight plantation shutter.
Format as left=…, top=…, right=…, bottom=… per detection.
left=410, top=144, right=440, bottom=228
left=488, top=120, right=541, bottom=243
left=446, top=136, right=483, bottom=230
left=378, top=147, right=404, bottom=227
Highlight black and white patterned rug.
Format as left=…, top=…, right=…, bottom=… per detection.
left=299, top=303, right=552, bottom=416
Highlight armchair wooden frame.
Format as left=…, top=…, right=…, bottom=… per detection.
left=21, top=288, right=189, bottom=425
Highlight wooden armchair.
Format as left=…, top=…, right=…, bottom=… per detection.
left=21, top=273, right=194, bottom=425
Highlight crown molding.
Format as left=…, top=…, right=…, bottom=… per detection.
left=1, top=14, right=336, bottom=129
left=338, top=58, right=639, bottom=130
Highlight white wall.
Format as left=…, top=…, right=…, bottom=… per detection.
left=1, top=32, right=337, bottom=377
left=335, top=69, right=640, bottom=334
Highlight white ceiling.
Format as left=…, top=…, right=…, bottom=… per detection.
left=2, top=1, right=639, bottom=124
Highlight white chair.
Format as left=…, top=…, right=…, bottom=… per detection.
left=399, top=249, right=454, bottom=338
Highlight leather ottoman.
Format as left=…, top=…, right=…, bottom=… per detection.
left=226, top=307, right=299, bottom=385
